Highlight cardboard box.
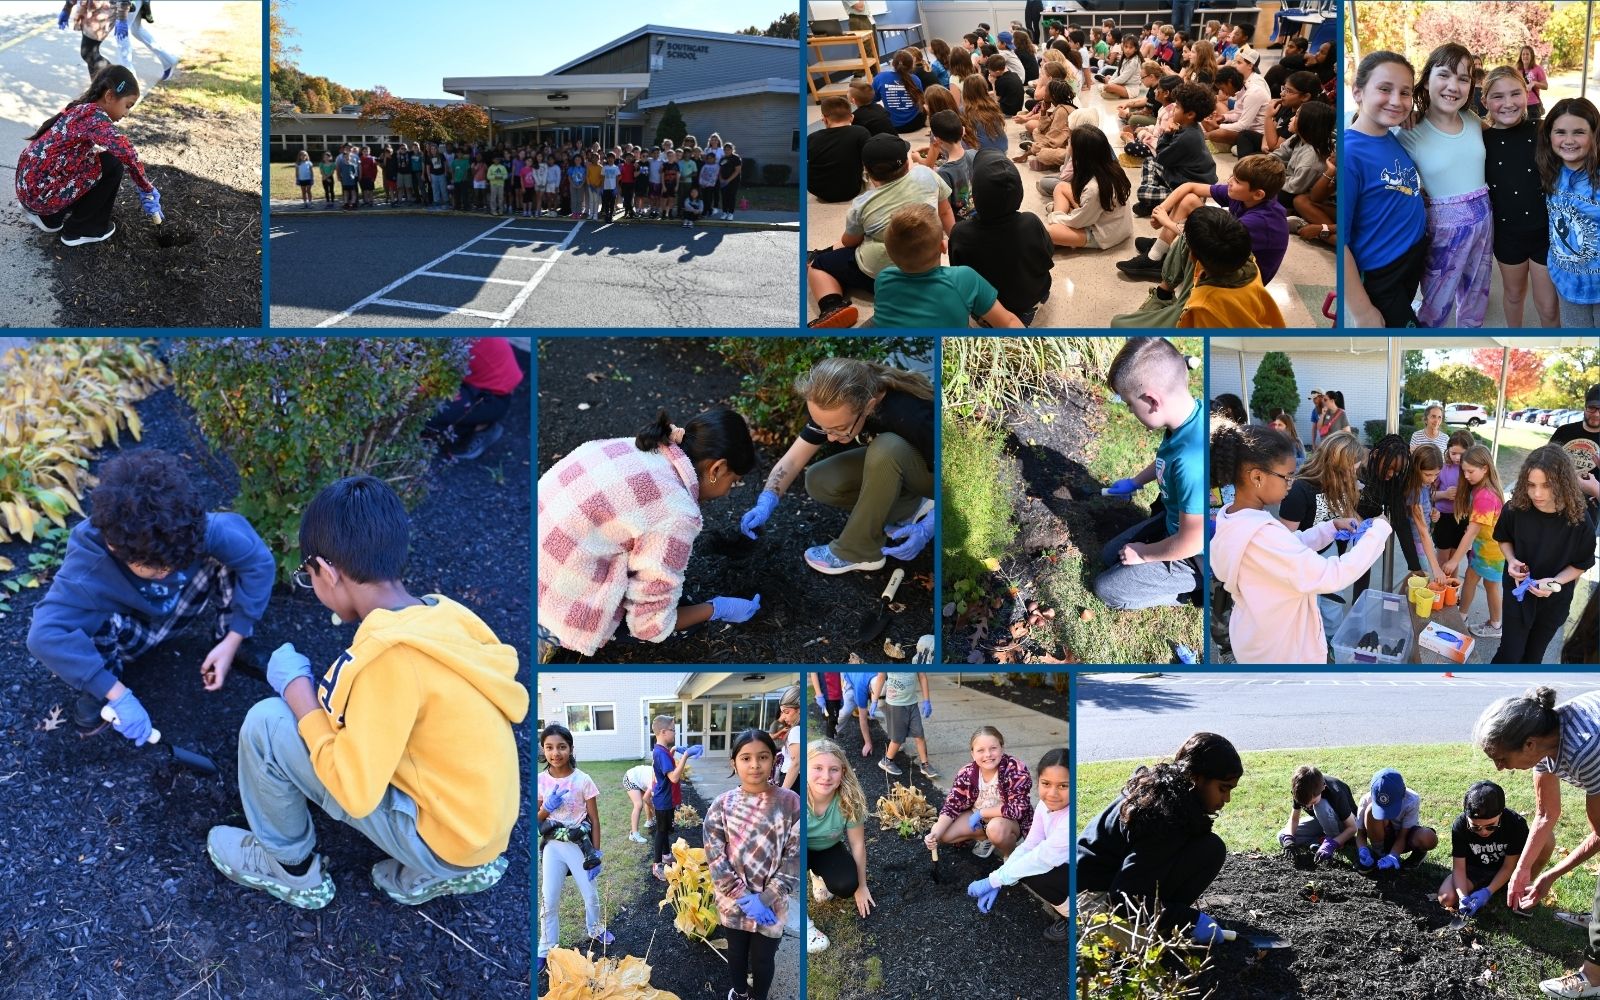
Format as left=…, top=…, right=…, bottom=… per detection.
left=1419, top=622, right=1475, bottom=664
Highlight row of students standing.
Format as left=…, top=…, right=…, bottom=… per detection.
left=1345, top=46, right=1600, bottom=328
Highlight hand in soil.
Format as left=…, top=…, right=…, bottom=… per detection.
left=708, top=593, right=762, bottom=622
left=199, top=637, right=237, bottom=692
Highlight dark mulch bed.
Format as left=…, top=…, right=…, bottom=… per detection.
left=537, top=783, right=723, bottom=1000
left=814, top=704, right=1067, bottom=1000
left=538, top=338, right=934, bottom=664
left=0, top=352, right=530, bottom=998
left=47, top=102, right=262, bottom=328
left=961, top=678, right=1071, bottom=719
left=1194, top=851, right=1541, bottom=999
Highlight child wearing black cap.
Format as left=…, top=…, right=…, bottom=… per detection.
left=807, top=133, right=954, bottom=328
left=1440, top=780, right=1529, bottom=916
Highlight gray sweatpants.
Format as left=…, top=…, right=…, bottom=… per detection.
left=1278, top=798, right=1343, bottom=846
left=237, top=698, right=466, bottom=879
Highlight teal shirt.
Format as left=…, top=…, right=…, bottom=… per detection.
left=806, top=793, right=860, bottom=851
left=1155, top=398, right=1206, bottom=538
left=872, top=265, right=997, bottom=329
left=884, top=672, right=920, bottom=706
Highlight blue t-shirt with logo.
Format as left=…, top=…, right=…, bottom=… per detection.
left=128, top=566, right=193, bottom=616
left=1549, top=165, right=1600, bottom=305
left=1341, top=127, right=1426, bottom=272
left=1155, top=399, right=1206, bottom=539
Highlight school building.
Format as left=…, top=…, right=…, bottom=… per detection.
left=445, top=25, right=801, bottom=182
left=536, top=672, right=800, bottom=763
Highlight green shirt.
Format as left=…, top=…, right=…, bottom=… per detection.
left=884, top=672, right=921, bottom=707
left=806, top=792, right=860, bottom=851
left=452, top=158, right=470, bottom=182
left=873, top=265, right=997, bottom=328
left=488, top=164, right=508, bottom=183
left=1155, top=398, right=1206, bottom=538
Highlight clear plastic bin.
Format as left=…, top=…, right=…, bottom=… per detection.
left=1331, top=589, right=1412, bottom=664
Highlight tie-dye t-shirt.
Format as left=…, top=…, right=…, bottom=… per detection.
left=1469, top=486, right=1504, bottom=565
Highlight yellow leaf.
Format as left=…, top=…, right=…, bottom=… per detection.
left=982, top=557, right=1001, bottom=571
left=0, top=557, right=12, bottom=572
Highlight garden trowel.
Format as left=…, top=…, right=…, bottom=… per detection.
left=99, top=706, right=219, bottom=777
left=1220, top=928, right=1292, bottom=950
left=856, top=568, right=905, bottom=644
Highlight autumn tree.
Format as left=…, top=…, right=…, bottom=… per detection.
left=1470, top=347, right=1545, bottom=404
left=436, top=104, right=492, bottom=145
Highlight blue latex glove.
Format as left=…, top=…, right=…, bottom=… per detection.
left=114, top=16, right=129, bottom=39
left=1193, top=912, right=1226, bottom=944
left=709, top=594, right=761, bottom=623
left=587, top=850, right=603, bottom=882
left=815, top=694, right=827, bottom=715
left=739, top=489, right=779, bottom=540
left=1377, top=853, right=1401, bottom=872
left=1358, top=846, right=1375, bottom=868
left=1104, top=477, right=1139, bottom=497
left=266, top=642, right=314, bottom=697
left=58, top=8, right=70, bottom=29
left=139, top=186, right=162, bottom=219
left=106, top=689, right=153, bottom=746
left=921, top=699, right=933, bottom=719
left=542, top=785, right=570, bottom=813
left=1460, top=887, right=1490, bottom=916
left=736, top=893, right=777, bottom=925
left=1333, top=517, right=1374, bottom=543
left=970, top=811, right=984, bottom=831
left=882, top=516, right=933, bottom=560
left=1278, top=833, right=1296, bottom=849
left=1512, top=574, right=1537, bottom=602
left=868, top=700, right=879, bottom=719
left=1317, top=837, right=1339, bottom=862
left=967, top=878, right=1000, bottom=913
left=683, top=744, right=705, bottom=759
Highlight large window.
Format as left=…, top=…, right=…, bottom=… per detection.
left=565, top=703, right=616, bottom=733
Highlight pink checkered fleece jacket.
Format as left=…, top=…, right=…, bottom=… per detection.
left=538, top=437, right=702, bottom=655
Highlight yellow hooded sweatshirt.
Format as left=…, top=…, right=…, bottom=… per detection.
left=296, top=595, right=528, bottom=868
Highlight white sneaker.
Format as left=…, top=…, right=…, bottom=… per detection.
left=806, top=920, right=830, bottom=954
left=972, top=839, right=995, bottom=859
left=1542, top=971, right=1600, bottom=998
left=628, top=831, right=648, bottom=844
left=810, top=872, right=834, bottom=903
left=61, top=221, right=115, bottom=246
left=1469, top=620, right=1503, bottom=638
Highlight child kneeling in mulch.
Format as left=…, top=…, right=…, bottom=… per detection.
left=965, top=748, right=1071, bottom=941
left=706, top=729, right=801, bottom=1000
left=27, top=449, right=275, bottom=743
left=924, top=725, right=1033, bottom=860
left=1439, top=779, right=1528, bottom=917
left=1279, top=765, right=1359, bottom=863
left=206, top=476, right=528, bottom=909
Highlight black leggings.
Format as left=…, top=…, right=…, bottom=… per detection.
left=79, top=35, right=107, bottom=79
left=1019, top=862, right=1070, bottom=906
left=725, top=926, right=780, bottom=1000
left=821, top=698, right=842, bottom=739
left=45, top=152, right=122, bottom=240
left=424, top=383, right=513, bottom=454
left=1077, top=831, right=1225, bottom=932
left=807, top=840, right=860, bottom=897
left=1493, top=587, right=1577, bottom=664
left=652, top=809, right=674, bottom=865
left=1359, top=234, right=1429, bottom=328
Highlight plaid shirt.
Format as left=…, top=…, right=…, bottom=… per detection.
left=705, top=785, right=801, bottom=938
left=16, top=102, right=154, bottom=217
left=939, top=753, right=1035, bottom=839
left=537, top=437, right=701, bottom=655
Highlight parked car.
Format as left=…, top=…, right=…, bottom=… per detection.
left=1538, top=409, right=1561, bottom=425
left=1555, top=409, right=1585, bottom=427
left=1444, top=403, right=1491, bottom=427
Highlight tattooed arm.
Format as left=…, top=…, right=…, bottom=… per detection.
left=763, top=438, right=822, bottom=497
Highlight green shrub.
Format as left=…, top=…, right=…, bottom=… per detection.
left=167, top=338, right=470, bottom=581
left=761, top=163, right=791, bottom=185
left=1249, top=351, right=1299, bottom=423
left=1364, top=418, right=1416, bottom=446
left=711, top=337, right=926, bottom=444
left=942, top=337, right=1122, bottom=421
left=1077, top=900, right=1213, bottom=999
left=941, top=413, right=1017, bottom=599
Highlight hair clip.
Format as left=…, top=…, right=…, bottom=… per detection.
left=115, top=80, right=126, bottom=94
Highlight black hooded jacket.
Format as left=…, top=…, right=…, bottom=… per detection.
left=948, top=149, right=1053, bottom=317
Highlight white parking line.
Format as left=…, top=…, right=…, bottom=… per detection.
left=317, top=218, right=582, bottom=327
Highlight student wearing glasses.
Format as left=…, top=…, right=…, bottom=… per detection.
left=738, top=358, right=935, bottom=575
left=1438, top=780, right=1527, bottom=918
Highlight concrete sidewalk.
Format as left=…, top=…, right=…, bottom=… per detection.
left=268, top=199, right=798, bottom=229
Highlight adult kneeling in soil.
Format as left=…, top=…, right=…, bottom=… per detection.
left=207, top=477, right=527, bottom=909
left=965, top=748, right=1072, bottom=942
left=925, top=725, right=1033, bottom=861
left=1077, top=733, right=1241, bottom=944
left=1438, top=780, right=1528, bottom=918
left=536, top=409, right=762, bottom=660
left=1354, top=767, right=1438, bottom=872
left=1473, top=686, right=1600, bottom=998
left=805, top=737, right=875, bottom=953
left=1093, top=338, right=1205, bottom=611
left=16, top=65, right=162, bottom=247
left=739, top=358, right=935, bottom=575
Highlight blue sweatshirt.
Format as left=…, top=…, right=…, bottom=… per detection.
left=1548, top=165, right=1600, bottom=305
left=26, top=513, right=275, bottom=698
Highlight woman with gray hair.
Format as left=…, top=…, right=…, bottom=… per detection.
left=1472, top=685, right=1600, bottom=999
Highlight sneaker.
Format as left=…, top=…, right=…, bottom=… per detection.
left=644, top=817, right=655, bottom=829
left=805, top=544, right=885, bottom=575
left=1116, top=252, right=1164, bottom=280
left=1285, top=215, right=1307, bottom=231
left=1469, top=620, right=1503, bottom=638
left=206, top=826, right=334, bottom=909
left=729, top=990, right=751, bottom=1000
left=918, top=761, right=941, bottom=780
left=1542, top=971, right=1600, bottom=998
left=683, top=220, right=690, bottom=227
left=160, top=61, right=179, bottom=82
left=1134, top=236, right=1157, bottom=256
left=652, top=863, right=667, bottom=881
left=21, top=207, right=62, bottom=233
left=878, top=756, right=903, bottom=776
left=73, top=688, right=107, bottom=731
left=628, top=831, right=649, bottom=844
left=808, top=302, right=859, bottom=328
left=1044, top=917, right=1069, bottom=942
left=724, top=214, right=735, bottom=221
left=60, top=222, right=115, bottom=246
left=807, top=921, right=830, bottom=953
left=972, top=839, right=996, bottom=859
left=370, top=854, right=508, bottom=905
left=811, top=872, right=834, bottom=903
left=1131, top=201, right=1154, bottom=219
left=451, top=422, right=504, bottom=462
left=589, top=929, right=615, bottom=947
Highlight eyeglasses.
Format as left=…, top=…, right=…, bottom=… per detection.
left=1260, top=468, right=1295, bottom=485
left=820, top=408, right=868, bottom=440
left=292, top=555, right=317, bottom=590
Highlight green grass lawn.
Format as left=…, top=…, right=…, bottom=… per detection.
left=1032, top=336, right=1205, bottom=664
left=1079, top=743, right=1600, bottom=988
left=143, top=1, right=260, bottom=118
left=543, top=759, right=659, bottom=952
left=1473, top=419, right=1561, bottom=489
